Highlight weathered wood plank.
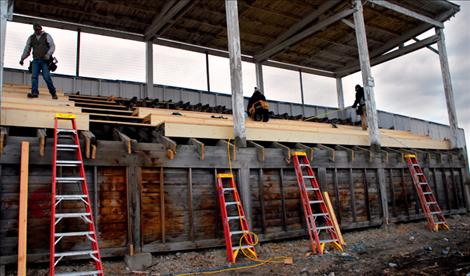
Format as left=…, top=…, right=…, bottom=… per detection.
left=189, top=138, right=205, bottom=160
left=17, top=142, right=29, bottom=276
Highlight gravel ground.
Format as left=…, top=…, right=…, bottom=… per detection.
left=10, top=214, right=470, bottom=275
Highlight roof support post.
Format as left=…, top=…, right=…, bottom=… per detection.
left=353, top=0, right=381, bottom=150
left=205, top=52, right=211, bottom=92
left=336, top=77, right=345, bottom=120
left=255, top=62, right=264, bottom=94
left=299, top=70, right=305, bottom=116
left=225, top=0, right=246, bottom=147
left=145, top=40, right=154, bottom=99
left=0, top=0, right=12, bottom=113
left=436, top=27, right=459, bottom=148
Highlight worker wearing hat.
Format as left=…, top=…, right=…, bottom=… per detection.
left=247, top=87, right=270, bottom=122
left=19, top=23, right=58, bottom=99
left=352, top=84, right=367, bottom=130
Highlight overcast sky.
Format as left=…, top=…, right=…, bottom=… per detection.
left=3, top=1, right=469, bottom=153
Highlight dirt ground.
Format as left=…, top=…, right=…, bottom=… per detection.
left=9, top=214, right=470, bottom=275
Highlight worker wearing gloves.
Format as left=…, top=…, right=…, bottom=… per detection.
left=247, top=87, right=270, bottom=122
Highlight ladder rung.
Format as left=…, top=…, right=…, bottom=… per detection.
left=423, top=192, right=432, bottom=195
left=435, top=221, right=447, bottom=225
left=56, top=195, right=87, bottom=200
left=57, top=144, right=79, bottom=148
left=306, top=187, right=320, bottom=191
left=56, top=271, right=102, bottom=276
left=225, top=202, right=240, bottom=206
left=57, top=129, right=77, bottom=134
left=319, top=239, right=338, bottom=244
left=419, top=182, right=428, bottom=185
left=426, top=201, right=437, bottom=205
left=227, top=216, right=243, bottom=220
left=430, top=211, right=441, bottom=215
left=303, top=176, right=315, bottom=179
left=55, top=250, right=98, bottom=258
left=56, top=177, right=84, bottom=183
left=55, top=212, right=90, bottom=218
left=230, top=230, right=249, bottom=236
left=299, top=164, right=309, bottom=167
left=232, top=245, right=254, bottom=250
left=316, top=226, right=334, bottom=230
left=313, top=213, right=329, bottom=217
left=223, top=188, right=235, bottom=192
left=55, top=231, right=94, bottom=238
left=56, top=160, right=82, bottom=166
left=415, top=173, right=424, bottom=176
left=309, top=200, right=323, bottom=204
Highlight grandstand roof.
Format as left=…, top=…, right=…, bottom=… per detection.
left=12, top=0, right=460, bottom=77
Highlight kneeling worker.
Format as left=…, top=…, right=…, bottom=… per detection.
left=247, top=87, right=269, bottom=122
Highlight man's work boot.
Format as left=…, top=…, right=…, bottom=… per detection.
left=51, top=94, right=58, bottom=100
left=27, top=93, right=38, bottom=98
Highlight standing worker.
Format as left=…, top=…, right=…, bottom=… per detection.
left=247, top=87, right=270, bottom=122
left=19, top=23, right=58, bottom=99
left=352, top=84, right=366, bottom=130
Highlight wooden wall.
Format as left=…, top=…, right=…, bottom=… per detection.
left=0, top=137, right=468, bottom=264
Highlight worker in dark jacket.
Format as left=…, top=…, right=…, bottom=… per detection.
left=352, top=84, right=366, bottom=130
left=247, top=87, right=269, bottom=122
left=19, top=23, right=57, bottom=99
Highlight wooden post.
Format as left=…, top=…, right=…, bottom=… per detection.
left=205, top=52, right=211, bottom=92
left=323, top=192, right=345, bottom=245
left=18, top=141, right=29, bottom=276
left=436, top=27, right=459, bottom=149
left=0, top=0, right=12, bottom=112
left=299, top=70, right=305, bottom=116
left=352, top=0, right=381, bottom=150
left=225, top=0, right=247, bottom=147
left=145, top=40, right=154, bottom=98
left=76, top=30, right=81, bottom=77
left=336, top=77, right=345, bottom=119
left=255, top=62, right=264, bottom=93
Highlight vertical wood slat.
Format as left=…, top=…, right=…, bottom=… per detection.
left=213, top=168, right=220, bottom=238
left=349, top=168, right=357, bottom=222
left=400, top=168, right=411, bottom=218
left=432, top=168, right=439, bottom=204
left=460, top=168, right=469, bottom=209
left=450, top=169, right=459, bottom=209
left=160, top=167, right=165, bottom=243
left=442, top=168, right=451, bottom=211
left=333, top=168, right=341, bottom=223
left=363, top=168, right=371, bottom=221
left=17, top=142, right=29, bottom=276
left=278, top=168, right=287, bottom=231
left=93, top=166, right=99, bottom=233
left=188, top=168, right=194, bottom=241
left=258, top=169, right=266, bottom=234
left=389, top=168, right=396, bottom=217
left=135, top=166, right=142, bottom=251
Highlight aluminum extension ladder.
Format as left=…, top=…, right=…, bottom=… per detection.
left=405, top=154, right=449, bottom=232
left=50, top=113, right=103, bottom=276
left=292, top=152, right=343, bottom=255
left=216, top=173, right=257, bottom=263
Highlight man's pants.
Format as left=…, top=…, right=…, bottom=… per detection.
left=31, top=59, right=56, bottom=95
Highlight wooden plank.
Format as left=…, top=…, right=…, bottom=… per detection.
left=400, top=168, right=411, bottom=218
left=389, top=169, right=396, bottom=217
left=90, top=119, right=152, bottom=127
left=112, top=129, right=136, bottom=154
left=152, top=131, right=177, bottom=160
left=37, top=129, right=46, bottom=157
left=247, top=140, right=265, bottom=162
left=188, top=168, right=194, bottom=241
left=0, top=127, right=7, bottom=155
left=336, top=145, right=354, bottom=161
left=349, top=168, right=357, bottom=222
left=188, top=138, right=204, bottom=160
left=363, top=169, right=371, bottom=221
left=80, top=130, right=96, bottom=159
left=2, top=101, right=80, bottom=112
left=160, top=167, right=165, bottom=243
left=272, top=142, right=290, bottom=164
left=258, top=169, right=266, bottom=233
left=323, top=192, right=345, bottom=245
left=279, top=168, right=287, bottom=232
left=317, top=144, right=336, bottom=162
left=355, top=146, right=373, bottom=162
left=17, top=141, right=29, bottom=276
left=1, top=108, right=89, bottom=130
left=217, top=139, right=236, bottom=161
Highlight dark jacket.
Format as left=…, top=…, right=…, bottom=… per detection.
left=352, top=86, right=365, bottom=108
left=247, top=91, right=266, bottom=113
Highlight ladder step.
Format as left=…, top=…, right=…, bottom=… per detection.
left=319, top=239, right=338, bottom=244
left=223, top=188, right=235, bottom=192
left=55, top=212, right=90, bottom=218
left=309, top=200, right=323, bottom=204
left=55, top=250, right=98, bottom=258
left=55, top=231, right=94, bottom=238
left=430, top=211, right=441, bottom=215
left=56, top=195, right=87, bottom=200
left=299, top=164, right=309, bottom=167
left=225, top=201, right=240, bottom=206
left=230, top=230, right=249, bottom=236
left=306, top=187, right=320, bottom=191
left=57, top=144, right=79, bottom=148
left=232, top=245, right=255, bottom=250
left=56, top=271, right=102, bottom=276
left=435, top=221, right=447, bottom=225
left=313, top=213, right=329, bottom=217
left=57, top=129, right=77, bottom=134
left=426, top=201, right=437, bottom=205
left=227, top=216, right=243, bottom=220
left=419, top=182, right=428, bottom=185
left=56, top=160, right=82, bottom=166
left=316, top=226, right=334, bottom=230
left=423, top=192, right=432, bottom=195
left=56, top=177, right=84, bottom=183
left=415, top=173, right=424, bottom=176
left=303, top=176, right=315, bottom=179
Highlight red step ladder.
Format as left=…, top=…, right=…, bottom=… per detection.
left=216, top=173, right=257, bottom=263
left=50, top=114, right=103, bottom=275
left=405, top=154, right=449, bottom=232
left=292, top=152, right=343, bottom=255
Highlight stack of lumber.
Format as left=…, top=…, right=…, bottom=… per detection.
left=1, top=84, right=89, bottom=130
left=136, top=107, right=451, bottom=150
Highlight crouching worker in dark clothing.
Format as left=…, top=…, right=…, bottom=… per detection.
left=247, top=87, right=270, bottom=122
left=352, top=84, right=366, bottom=130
